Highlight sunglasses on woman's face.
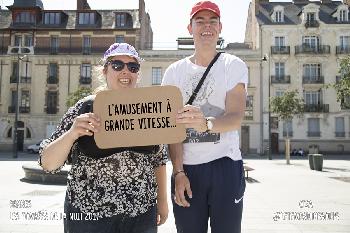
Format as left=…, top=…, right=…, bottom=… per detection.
left=106, top=60, right=140, bottom=73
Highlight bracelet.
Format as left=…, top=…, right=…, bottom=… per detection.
left=173, top=170, right=186, bottom=178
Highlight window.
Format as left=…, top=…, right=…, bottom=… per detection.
left=20, top=90, right=30, bottom=107
left=83, top=36, right=91, bottom=54
left=7, top=127, right=12, bottom=138
left=26, top=128, right=31, bottom=139
left=306, top=12, right=315, bottom=22
left=46, top=91, right=58, bottom=114
left=15, top=12, right=35, bottom=23
left=340, top=36, right=350, bottom=49
left=78, top=12, right=95, bottom=25
left=276, top=90, right=284, bottom=97
left=43, top=12, right=61, bottom=24
left=303, top=36, right=319, bottom=48
left=116, top=13, right=126, bottom=27
left=152, top=67, right=162, bottom=85
left=81, top=64, right=91, bottom=78
left=283, top=120, right=293, bottom=137
left=335, top=117, right=345, bottom=137
left=303, top=64, right=321, bottom=80
left=24, top=35, right=33, bottom=46
left=49, top=63, right=58, bottom=78
left=10, top=91, right=16, bottom=108
left=50, top=36, right=59, bottom=54
left=275, top=62, right=285, bottom=78
left=115, top=35, right=125, bottom=43
left=275, top=11, right=283, bottom=22
left=304, top=91, right=321, bottom=105
left=14, top=35, right=22, bottom=46
left=339, top=10, right=347, bottom=22
left=274, top=37, right=285, bottom=47
left=12, top=62, right=19, bottom=80
left=245, top=95, right=253, bottom=120
left=308, top=118, right=320, bottom=137
left=246, top=95, right=253, bottom=109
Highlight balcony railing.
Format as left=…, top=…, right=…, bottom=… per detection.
left=335, top=132, right=345, bottom=137
left=271, top=75, right=291, bottom=84
left=82, top=47, right=91, bottom=55
left=20, top=76, right=31, bottom=83
left=80, top=77, right=92, bottom=85
left=46, top=107, right=58, bottom=114
left=283, top=131, right=293, bottom=137
left=10, top=75, right=17, bottom=83
left=8, top=106, right=15, bottom=113
left=35, top=47, right=106, bottom=55
left=304, top=104, right=329, bottom=113
left=336, top=46, right=350, bottom=54
left=47, top=76, right=59, bottom=84
left=307, top=131, right=321, bottom=137
left=19, top=106, right=30, bottom=113
left=305, top=20, right=319, bottom=28
left=271, top=46, right=290, bottom=55
left=295, top=45, right=330, bottom=54
left=10, top=75, right=31, bottom=83
left=302, top=76, right=324, bottom=84
left=8, top=106, right=30, bottom=113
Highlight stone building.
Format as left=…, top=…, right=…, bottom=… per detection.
left=245, top=0, right=350, bottom=154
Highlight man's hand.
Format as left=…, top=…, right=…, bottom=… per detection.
left=176, top=105, right=207, bottom=132
left=174, top=172, right=192, bottom=207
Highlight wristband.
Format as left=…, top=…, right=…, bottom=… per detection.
left=173, top=170, right=186, bottom=178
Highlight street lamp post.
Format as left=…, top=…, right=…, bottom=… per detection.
left=262, top=54, right=272, bottom=160
left=12, top=51, right=27, bottom=158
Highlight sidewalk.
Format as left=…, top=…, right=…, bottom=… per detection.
left=0, top=152, right=349, bottom=233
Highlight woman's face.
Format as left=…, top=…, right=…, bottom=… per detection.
left=104, top=55, right=139, bottom=90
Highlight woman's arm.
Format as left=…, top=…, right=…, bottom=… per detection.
left=41, top=112, right=100, bottom=171
left=155, top=165, right=168, bottom=225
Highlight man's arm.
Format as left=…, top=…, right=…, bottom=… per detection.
left=176, top=83, right=246, bottom=133
left=169, top=143, right=192, bottom=207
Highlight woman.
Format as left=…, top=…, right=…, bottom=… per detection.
left=39, top=43, right=168, bottom=233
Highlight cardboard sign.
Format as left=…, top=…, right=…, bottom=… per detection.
left=94, top=86, right=186, bottom=148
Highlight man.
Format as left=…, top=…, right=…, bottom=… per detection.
left=161, top=1, right=248, bottom=233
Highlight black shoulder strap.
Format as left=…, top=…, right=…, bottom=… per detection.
left=78, top=95, right=95, bottom=115
left=186, top=52, right=223, bottom=105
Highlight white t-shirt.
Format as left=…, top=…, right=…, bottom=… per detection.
left=162, top=53, right=248, bottom=165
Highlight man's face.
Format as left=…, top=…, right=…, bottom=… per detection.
left=188, top=10, right=222, bottom=47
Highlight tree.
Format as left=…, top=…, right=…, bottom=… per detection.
left=66, top=87, right=92, bottom=107
left=334, top=56, right=350, bottom=109
left=270, top=90, right=304, bottom=164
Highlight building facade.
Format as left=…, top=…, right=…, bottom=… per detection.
left=0, top=0, right=153, bottom=151
left=245, top=0, right=350, bottom=154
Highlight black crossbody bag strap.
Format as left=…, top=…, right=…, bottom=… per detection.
left=186, top=52, right=223, bottom=105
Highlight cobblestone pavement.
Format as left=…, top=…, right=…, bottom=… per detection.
left=0, top=152, right=349, bottom=233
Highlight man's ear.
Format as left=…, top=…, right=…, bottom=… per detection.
left=219, top=22, right=222, bottom=34
left=187, top=23, right=193, bottom=35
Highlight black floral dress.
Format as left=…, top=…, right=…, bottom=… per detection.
left=39, top=98, right=168, bottom=218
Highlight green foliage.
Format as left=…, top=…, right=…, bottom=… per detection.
left=334, top=56, right=350, bottom=109
left=270, top=90, right=304, bottom=121
left=66, top=87, right=92, bottom=107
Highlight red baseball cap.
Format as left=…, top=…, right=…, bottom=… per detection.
left=190, top=1, right=221, bottom=19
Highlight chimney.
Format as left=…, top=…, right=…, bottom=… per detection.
left=77, top=0, right=91, bottom=10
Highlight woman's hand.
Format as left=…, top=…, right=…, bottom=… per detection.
left=67, top=113, right=101, bottom=141
left=176, top=105, right=207, bottom=132
left=156, top=197, right=169, bottom=226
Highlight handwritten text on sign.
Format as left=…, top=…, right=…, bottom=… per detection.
left=94, top=86, right=186, bottom=148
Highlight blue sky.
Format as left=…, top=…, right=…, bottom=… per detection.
left=0, top=0, right=291, bottom=49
